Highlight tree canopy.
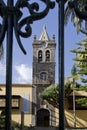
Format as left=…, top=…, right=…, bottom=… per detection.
left=39, top=84, right=59, bottom=108
left=39, top=78, right=78, bottom=108
left=71, top=37, right=87, bottom=106
left=71, top=37, right=87, bottom=83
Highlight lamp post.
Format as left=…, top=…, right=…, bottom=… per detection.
left=0, top=0, right=55, bottom=129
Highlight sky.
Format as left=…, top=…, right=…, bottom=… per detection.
left=0, top=1, right=86, bottom=84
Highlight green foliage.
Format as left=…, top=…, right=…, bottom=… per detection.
left=71, top=37, right=87, bottom=106
left=39, top=84, right=59, bottom=107
left=71, top=37, right=87, bottom=83
left=39, top=79, right=80, bottom=108
left=76, top=97, right=87, bottom=106
left=71, top=64, right=78, bottom=76
left=75, top=85, right=87, bottom=91
left=0, top=110, right=21, bottom=129
left=0, top=110, right=5, bottom=128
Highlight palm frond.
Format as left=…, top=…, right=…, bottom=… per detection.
left=0, top=44, right=4, bottom=60
left=76, top=20, right=82, bottom=34
left=64, top=5, right=72, bottom=25
left=71, top=11, right=76, bottom=25
left=85, top=21, right=87, bottom=31
left=65, top=0, right=87, bottom=34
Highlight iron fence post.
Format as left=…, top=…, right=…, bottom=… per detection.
left=5, top=0, right=13, bottom=130
left=58, top=0, right=65, bottom=129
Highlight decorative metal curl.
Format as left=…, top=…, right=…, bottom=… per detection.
left=0, top=0, right=55, bottom=54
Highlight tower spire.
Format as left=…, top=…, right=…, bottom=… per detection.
left=39, top=25, right=50, bottom=41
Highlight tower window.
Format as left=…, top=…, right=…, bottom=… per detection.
left=46, top=50, right=50, bottom=62
left=40, top=72, right=47, bottom=80
left=38, top=50, right=42, bottom=62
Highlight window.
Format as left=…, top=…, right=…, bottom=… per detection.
left=45, top=50, right=50, bottom=62
left=0, top=98, right=5, bottom=107
left=12, top=98, right=19, bottom=108
left=0, top=95, right=20, bottom=109
left=38, top=50, right=42, bottom=62
left=40, top=72, right=47, bottom=80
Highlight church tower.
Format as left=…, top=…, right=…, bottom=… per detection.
left=32, top=25, right=56, bottom=126
left=32, top=25, right=56, bottom=108
left=33, top=25, right=56, bottom=86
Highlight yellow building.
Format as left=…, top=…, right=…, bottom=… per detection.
left=0, top=84, right=35, bottom=127
left=0, top=84, right=59, bottom=127
left=65, top=91, right=87, bottom=128
left=1, top=84, right=87, bottom=128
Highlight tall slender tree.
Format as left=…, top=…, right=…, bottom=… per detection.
left=71, top=37, right=87, bottom=84
left=71, top=37, right=87, bottom=106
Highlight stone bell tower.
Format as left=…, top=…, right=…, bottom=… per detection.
left=32, top=25, right=56, bottom=109
left=32, top=25, right=56, bottom=126
left=33, top=25, right=56, bottom=86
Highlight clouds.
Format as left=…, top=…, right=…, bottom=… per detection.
left=15, top=64, right=32, bottom=84
left=0, top=63, right=32, bottom=84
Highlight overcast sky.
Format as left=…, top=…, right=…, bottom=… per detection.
left=0, top=1, right=85, bottom=84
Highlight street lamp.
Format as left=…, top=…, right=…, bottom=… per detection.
left=0, top=0, right=55, bottom=130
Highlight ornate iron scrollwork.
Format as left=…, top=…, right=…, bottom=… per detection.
left=0, top=0, right=55, bottom=54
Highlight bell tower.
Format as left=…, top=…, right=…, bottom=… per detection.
left=32, top=25, right=56, bottom=126
left=33, top=25, right=56, bottom=87
left=32, top=25, right=56, bottom=118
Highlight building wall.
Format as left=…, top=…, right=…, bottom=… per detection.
left=1, top=84, right=87, bottom=128
left=65, top=99, right=87, bottom=128
left=0, top=84, right=34, bottom=127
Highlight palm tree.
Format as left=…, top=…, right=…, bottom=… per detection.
left=65, top=0, right=87, bottom=34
